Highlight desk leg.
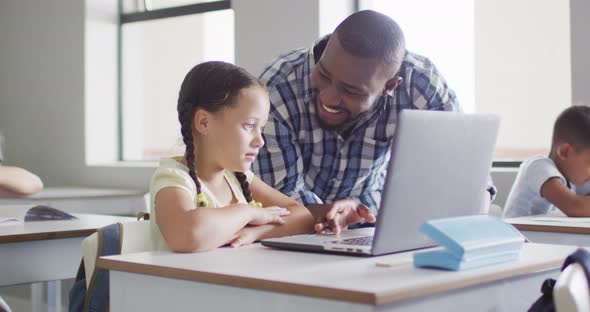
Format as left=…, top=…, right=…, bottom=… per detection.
left=30, top=282, right=62, bottom=312
left=47, top=281, right=61, bottom=312
left=30, top=283, right=43, bottom=312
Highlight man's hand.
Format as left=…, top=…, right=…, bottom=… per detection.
left=308, top=199, right=376, bottom=235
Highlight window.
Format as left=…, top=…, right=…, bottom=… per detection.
left=119, top=0, right=233, bottom=161
left=360, top=0, right=571, bottom=163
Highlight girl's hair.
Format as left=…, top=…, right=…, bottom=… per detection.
left=177, top=61, right=263, bottom=206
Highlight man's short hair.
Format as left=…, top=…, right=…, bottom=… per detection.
left=334, top=10, right=406, bottom=65
left=553, top=105, right=590, bottom=150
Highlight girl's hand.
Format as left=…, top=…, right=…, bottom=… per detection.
left=229, top=226, right=259, bottom=247
left=249, top=206, right=290, bottom=225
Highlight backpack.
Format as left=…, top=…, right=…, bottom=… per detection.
left=68, top=223, right=122, bottom=312
left=529, top=248, right=590, bottom=312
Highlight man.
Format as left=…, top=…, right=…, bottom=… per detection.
left=253, top=10, right=495, bottom=234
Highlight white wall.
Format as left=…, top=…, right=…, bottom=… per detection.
left=234, top=0, right=354, bottom=77
left=571, top=0, right=590, bottom=106
left=233, top=0, right=320, bottom=76
left=475, top=0, right=571, bottom=153
left=0, top=0, right=87, bottom=185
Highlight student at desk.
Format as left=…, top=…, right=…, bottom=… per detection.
left=503, top=106, right=590, bottom=218
left=0, top=135, right=43, bottom=197
left=150, top=61, right=315, bottom=253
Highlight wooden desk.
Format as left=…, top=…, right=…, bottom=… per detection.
left=98, top=243, right=576, bottom=311
left=0, top=210, right=134, bottom=311
left=507, top=215, right=590, bottom=246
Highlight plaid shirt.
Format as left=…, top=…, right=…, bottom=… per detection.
left=253, top=36, right=496, bottom=214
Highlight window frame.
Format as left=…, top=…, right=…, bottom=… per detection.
left=117, top=0, right=231, bottom=161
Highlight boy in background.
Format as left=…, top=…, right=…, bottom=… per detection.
left=503, top=106, right=590, bottom=218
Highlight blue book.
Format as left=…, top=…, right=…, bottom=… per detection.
left=413, top=215, right=525, bottom=271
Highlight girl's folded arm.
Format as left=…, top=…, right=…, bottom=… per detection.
left=247, top=176, right=315, bottom=241
left=155, top=187, right=256, bottom=252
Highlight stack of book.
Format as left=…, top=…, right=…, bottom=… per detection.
left=413, top=215, right=525, bottom=271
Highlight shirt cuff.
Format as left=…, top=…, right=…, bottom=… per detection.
left=293, top=190, right=324, bottom=206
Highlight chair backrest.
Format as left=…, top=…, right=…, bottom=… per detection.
left=488, top=204, right=503, bottom=218
left=70, top=219, right=153, bottom=311
left=81, top=232, right=99, bottom=288
left=554, top=262, right=590, bottom=312
left=0, top=296, right=12, bottom=312
left=120, top=220, right=153, bottom=254
left=529, top=248, right=590, bottom=312
left=81, top=220, right=153, bottom=287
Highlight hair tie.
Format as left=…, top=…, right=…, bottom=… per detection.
left=196, top=193, right=209, bottom=207
left=249, top=200, right=263, bottom=208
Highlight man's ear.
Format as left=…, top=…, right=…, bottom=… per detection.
left=382, top=77, right=403, bottom=96
left=193, top=108, right=210, bottom=135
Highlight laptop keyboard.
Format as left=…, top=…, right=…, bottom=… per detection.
left=329, top=236, right=373, bottom=246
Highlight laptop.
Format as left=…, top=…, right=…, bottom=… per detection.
left=261, top=110, right=500, bottom=256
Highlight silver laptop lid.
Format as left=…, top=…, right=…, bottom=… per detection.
left=371, top=110, right=500, bottom=255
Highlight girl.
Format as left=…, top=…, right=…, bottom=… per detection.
left=150, top=61, right=314, bottom=252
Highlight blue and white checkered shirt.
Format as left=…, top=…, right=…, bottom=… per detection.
left=253, top=36, right=496, bottom=214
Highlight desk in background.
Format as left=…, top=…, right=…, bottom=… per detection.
left=0, top=187, right=148, bottom=216
left=507, top=214, right=590, bottom=246
left=0, top=210, right=134, bottom=312
left=99, top=243, right=575, bottom=311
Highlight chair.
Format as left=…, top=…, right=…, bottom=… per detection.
left=0, top=296, right=12, bottom=312
left=554, top=262, right=590, bottom=312
left=488, top=203, right=503, bottom=218
left=81, top=220, right=153, bottom=287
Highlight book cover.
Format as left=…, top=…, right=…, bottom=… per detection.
left=0, top=205, right=77, bottom=226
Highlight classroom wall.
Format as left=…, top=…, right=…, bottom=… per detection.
left=571, top=0, right=590, bottom=107
left=0, top=0, right=584, bottom=207
left=474, top=0, right=571, bottom=153
left=234, top=1, right=319, bottom=76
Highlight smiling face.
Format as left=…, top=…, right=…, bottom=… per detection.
left=310, top=35, right=401, bottom=129
left=202, top=86, right=270, bottom=172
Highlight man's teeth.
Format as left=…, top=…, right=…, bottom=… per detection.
left=322, top=104, right=340, bottom=113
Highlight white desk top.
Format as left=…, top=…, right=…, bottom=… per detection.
left=98, top=243, right=576, bottom=305
left=507, top=215, right=590, bottom=234
left=0, top=186, right=147, bottom=200
left=0, top=213, right=134, bottom=243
